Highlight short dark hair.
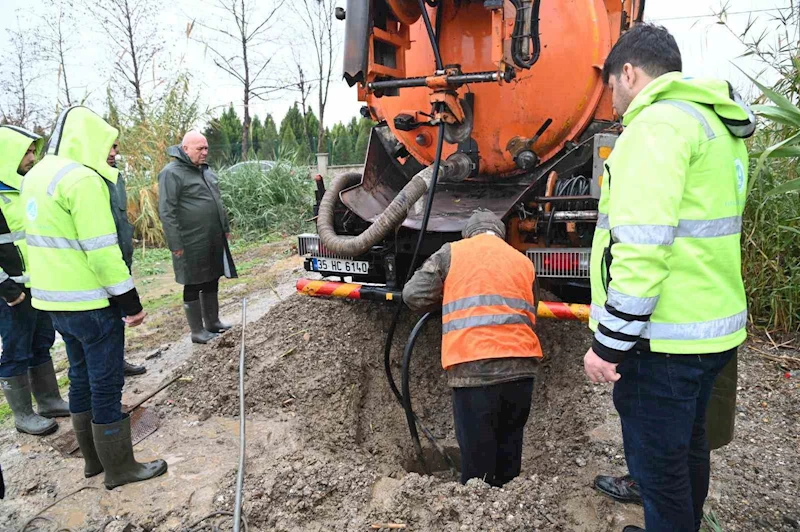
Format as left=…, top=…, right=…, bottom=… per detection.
left=602, top=24, right=682, bottom=84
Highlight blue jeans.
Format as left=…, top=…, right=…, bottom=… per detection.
left=0, top=291, right=56, bottom=378
left=614, top=348, right=736, bottom=532
left=452, top=378, right=534, bottom=486
left=50, top=306, right=125, bottom=425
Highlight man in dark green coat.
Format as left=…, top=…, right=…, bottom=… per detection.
left=158, top=131, right=237, bottom=344
left=106, top=141, right=146, bottom=375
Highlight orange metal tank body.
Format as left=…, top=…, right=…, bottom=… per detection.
left=363, top=0, right=629, bottom=177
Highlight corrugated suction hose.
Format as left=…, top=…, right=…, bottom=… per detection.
left=317, top=164, right=449, bottom=257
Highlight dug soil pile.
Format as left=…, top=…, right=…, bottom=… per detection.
left=161, top=295, right=799, bottom=531
left=163, top=295, right=635, bottom=531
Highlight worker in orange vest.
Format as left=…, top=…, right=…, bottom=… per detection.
left=403, top=210, right=543, bottom=486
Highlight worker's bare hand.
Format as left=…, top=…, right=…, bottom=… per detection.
left=123, top=310, right=147, bottom=328
left=172, top=249, right=184, bottom=258
left=7, top=292, right=25, bottom=307
left=584, top=348, right=620, bottom=384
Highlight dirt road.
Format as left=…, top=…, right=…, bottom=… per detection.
left=1, top=257, right=798, bottom=531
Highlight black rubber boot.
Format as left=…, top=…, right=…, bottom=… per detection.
left=92, top=415, right=168, bottom=490
left=71, top=410, right=103, bottom=478
left=183, top=301, right=217, bottom=344
left=623, top=527, right=645, bottom=531
left=28, top=360, right=70, bottom=418
left=0, top=374, right=58, bottom=435
left=594, top=474, right=643, bottom=505
left=123, top=360, right=147, bottom=376
left=200, top=292, right=232, bottom=333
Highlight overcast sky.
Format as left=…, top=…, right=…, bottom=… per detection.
left=0, top=0, right=793, bottom=129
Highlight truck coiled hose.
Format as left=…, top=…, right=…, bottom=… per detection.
left=317, top=162, right=448, bottom=257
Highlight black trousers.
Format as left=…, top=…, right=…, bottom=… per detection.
left=183, top=279, right=219, bottom=302
left=452, top=377, right=534, bottom=487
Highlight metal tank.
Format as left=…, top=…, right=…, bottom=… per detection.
left=299, top=0, right=646, bottom=301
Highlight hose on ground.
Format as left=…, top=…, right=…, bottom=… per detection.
left=383, top=0, right=453, bottom=475
left=317, top=164, right=449, bottom=258
left=402, top=312, right=458, bottom=475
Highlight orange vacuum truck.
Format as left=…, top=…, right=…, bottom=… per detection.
left=297, top=0, right=646, bottom=320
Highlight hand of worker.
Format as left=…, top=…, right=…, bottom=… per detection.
left=172, top=249, right=184, bottom=258
left=7, top=292, right=25, bottom=307
left=584, top=347, right=621, bottom=384
left=123, top=310, right=147, bottom=328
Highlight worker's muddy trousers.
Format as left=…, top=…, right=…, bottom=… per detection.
left=50, top=306, right=125, bottom=425
left=452, top=378, right=534, bottom=487
left=614, top=348, right=736, bottom=532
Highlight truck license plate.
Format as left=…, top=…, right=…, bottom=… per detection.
left=311, top=257, right=369, bottom=274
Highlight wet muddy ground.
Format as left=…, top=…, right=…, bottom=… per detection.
left=1, top=283, right=798, bottom=531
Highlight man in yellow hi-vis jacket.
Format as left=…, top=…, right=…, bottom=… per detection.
left=21, top=106, right=167, bottom=490
left=583, top=24, right=755, bottom=532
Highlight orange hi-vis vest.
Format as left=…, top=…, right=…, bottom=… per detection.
left=441, top=233, right=543, bottom=370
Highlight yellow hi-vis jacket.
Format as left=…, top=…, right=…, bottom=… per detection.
left=21, top=106, right=141, bottom=314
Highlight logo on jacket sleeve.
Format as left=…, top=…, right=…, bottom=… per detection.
left=26, top=198, right=38, bottom=221
left=734, top=159, right=746, bottom=193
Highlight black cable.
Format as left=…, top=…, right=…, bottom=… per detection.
left=402, top=312, right=434, bottom=470
left=418, top=0, right=443, bottom=70
left=510, top=0, right=542, bottom=69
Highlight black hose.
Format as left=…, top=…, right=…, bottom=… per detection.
left=510, top=0, right=542, bottom=69
left=401, top=312, right=435, bottom=468
left=418, top=0, right=443, bottom=70
left=381, top=0, right=448, bottom=474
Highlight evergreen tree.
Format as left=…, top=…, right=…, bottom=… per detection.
left=346, top=116, right=359, bottom=140
left=250, top=115, right=264, bottom=158
left=262, top=114, right=279, bottom=159
left=280, top=124, right=300, bottom=159
left=353, top=118, right=373, bottom=163
left=305, top=108, right=320, bottom=154
left=203, top=104, right=243, bottom=166
left=330, top=123, right=352, bottom=165
left=280, top=104, right=306, bottom=145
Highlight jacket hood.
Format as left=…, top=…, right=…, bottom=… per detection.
left=47, top=106, right=119, bottom=183
left=624, top=72, right=756, bottom=138
left=0, top=125, right=43, bottom=190
left=167, top=145, right=201, bottom=167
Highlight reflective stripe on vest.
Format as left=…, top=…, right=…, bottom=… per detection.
left=600, top=216, right=743, bottom=246
left=442, top=311, right=535, bottom=335
left=656, top=100, right=716, bottom=140
left=27, top=233, right=118, bottom=252
left=592, top=303, right=746, bottom=342
left=32, top=276, right=134, bottom=302
left=442, top=295, right=536, bottom=317
left=0, top=271, right=29, bottom=284
left=0, top=231, right=25, bottom=245
left=47, top=162, right=82, bottom=196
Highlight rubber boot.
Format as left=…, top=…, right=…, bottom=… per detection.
left=0, top=374, right=58, bottom=435
left=200, top=291, right=232, bottom=333
left=184, top=300, right=217, bottom=344
left=28, top=360, right=70, bottom=418
left=92, top=415, right=168, bottom=490
left=123, top=360, right=147, bottom=376
left=71, top=410, right=103, bottom=478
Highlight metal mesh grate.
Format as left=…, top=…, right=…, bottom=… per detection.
left=48, top=406, right=161, bottom=458
left=526, top=248, right=591, bottom=279
left=297, top=233, right=353, bottom=259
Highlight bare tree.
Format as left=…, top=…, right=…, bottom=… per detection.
left=37, top=0, right=78, bottom=109
left=90, top=0, right=164, bottom=119
left=0, top=23, right=42, bottom=127
left=292, top=54, right=313, bottom=141
left=198, top=0, right=286, bottom=159
left=293, top=0, right=338, bottom=152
